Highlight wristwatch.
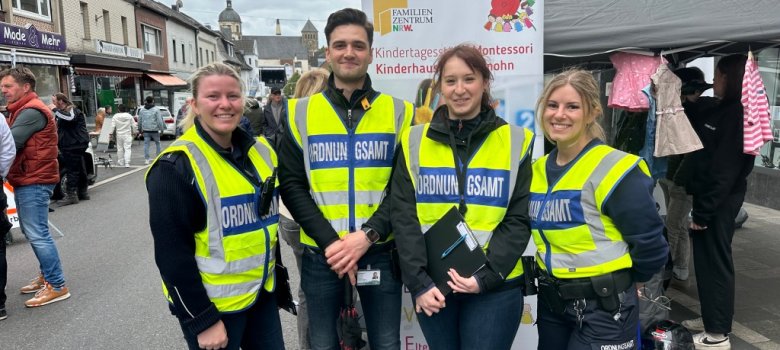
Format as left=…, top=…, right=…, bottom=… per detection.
left=363, top=227, right=380, bottom=244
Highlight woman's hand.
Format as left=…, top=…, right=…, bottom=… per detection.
left=447, top=269, right=481, bottom=294
left=415, top=287, right=446, bottom=316
left=689, top=222, right=708, bottom=231
left=197, top=320, right=228, bottom=350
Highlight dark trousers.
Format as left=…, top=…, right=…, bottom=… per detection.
left=61, top=149, right=87, bottom=195
left=691, top=191, right=744, bottom=334
left=0, top=187, right=12, bottom=308
left=178, top=290, right=285, bottom=350
left=537, top=286, right=639, bottom=350
left=415, top=286, right=524, bottom=350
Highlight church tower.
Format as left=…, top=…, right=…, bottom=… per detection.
left=218, top=0, right=241, bottom=40
left=301, top=19, right=319, bottom=54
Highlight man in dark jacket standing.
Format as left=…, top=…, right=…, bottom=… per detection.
left=138, top=96, right=164, bottom=164
left=53, top=93, right=90, bottom=205
left=245, top=97, right=264, bottom=137
left=262, top=87, right=286, bottom=145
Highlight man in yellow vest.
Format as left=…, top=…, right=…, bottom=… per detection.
left=279, top=8, right=413, bottom=350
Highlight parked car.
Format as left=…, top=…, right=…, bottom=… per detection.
left=133, top=106, right=175, bottom=138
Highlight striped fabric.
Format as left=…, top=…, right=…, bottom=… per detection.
left=741, top=51, right=773, bottom=155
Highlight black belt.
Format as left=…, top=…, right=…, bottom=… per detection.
left=540, top=269, right=633, bottom=300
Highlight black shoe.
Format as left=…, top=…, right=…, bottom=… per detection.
left=78, top=193, right=90, bottom=200
left=0, top=308, right=7, bottom=321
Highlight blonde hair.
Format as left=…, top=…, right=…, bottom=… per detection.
left=535, top=69, right=605, bottom=144
left=178, top=62, right=245, bottom=132
left=293, top=68, right=329, bottom=98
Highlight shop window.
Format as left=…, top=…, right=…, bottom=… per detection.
left=143, top=25, right=162, bottom=56
left=14, top=0, right=50, bottom=20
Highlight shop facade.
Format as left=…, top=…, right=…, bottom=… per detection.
left=0, top=21, right=69, bottom=105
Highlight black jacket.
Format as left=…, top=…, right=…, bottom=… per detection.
left=391, top=106, right=533, bottom=296
left=278, top=74, right=394, bottom=251
left=146, top=122, right=262, bottom=336
left=678, top=99, right=754, bottom=225
left=262, top=98, right=287, bottom=146
left=54, top=107, right=89, bottom=151
left=666, top=97, right=719, bottom=182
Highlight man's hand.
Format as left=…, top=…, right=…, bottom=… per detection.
left=415, top=287, right=446, bottom=316
left=325, top=230, right=371, bottom=276
left=447, top=269, right=480, bottom=294
left=690, top=222, right=707, bottom=231
left=197, top=320, right=228, bottom=350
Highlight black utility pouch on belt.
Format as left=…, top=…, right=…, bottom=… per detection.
left=538, top=277, right=566, bottom=314
left=520, top=256, right=538, bottom=296
left=590, top=273, right=621, bottom=313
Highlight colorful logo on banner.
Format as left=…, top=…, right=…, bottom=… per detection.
left=373, top=0, right=435, bottom=35
left=485, top=0, right=537, bottom=32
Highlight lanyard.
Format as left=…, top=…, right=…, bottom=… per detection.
left=446, top=120, right=468, bottom=215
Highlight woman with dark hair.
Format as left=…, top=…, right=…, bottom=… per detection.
left=392, top=44, right=535, bottom=349
left=679, top=54, right=754, bottom=349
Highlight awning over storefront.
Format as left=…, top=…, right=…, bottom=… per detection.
left=0, top=49, right=69, bottom=66
left=145, top=73, right=188, bottom=87
left=75, top=67, right=142, bottom=78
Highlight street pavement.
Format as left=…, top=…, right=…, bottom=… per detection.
left=1, top=138, right=779, bottom=349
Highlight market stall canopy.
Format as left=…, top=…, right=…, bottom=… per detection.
left=544, top=0, right=780, bottom=71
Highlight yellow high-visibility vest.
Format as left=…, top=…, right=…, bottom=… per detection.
left=287, top=93, right=413, bottom=247
left=148, top=127, right=279, bottom=312
left=402, top=123, right=534, bottom=280
left=530, top=144, right=650, bottom=278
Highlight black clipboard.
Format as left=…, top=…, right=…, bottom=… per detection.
left=424, top=206, right=488, bottom=296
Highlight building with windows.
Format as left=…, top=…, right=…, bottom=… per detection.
left=0, top=0, right=70, bottom=107
left=60, top=0, right=146, bottom=120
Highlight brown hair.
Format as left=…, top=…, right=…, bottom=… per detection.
left=178, top=62, right=245, bottom=132
left=325, top=8, right=374, bottom=47
left=433, top=44, right=493, bottom=111
left=0, top=66, right=37, bottom=91
left=54, top=92, right=71, bottom=106
left=293, top=68, right=329, bottom=98
left=535, top=69, right=605, bottom=143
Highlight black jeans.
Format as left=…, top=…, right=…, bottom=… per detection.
left=691, top=191, right=744, bottom=334
left=0, top=187, right=12, bottom=308
left=61, top=149, right=87, bottom=194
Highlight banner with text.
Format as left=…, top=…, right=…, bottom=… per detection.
left=361, top=0, right=543, bottom=348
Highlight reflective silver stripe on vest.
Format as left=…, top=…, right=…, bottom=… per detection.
left=407, top=125, right=425, bottom=186
left=420, top=223, right=492, bottom=246
left=313, top=190, right=385, bottom=207
left=172, top=140, right=273, bottom=275
left=294, top=97, right=313, bottom=180
left=507, top=126, right=526, bottom=203
left=549, top=149, right=631, bottom=269
left=203, top=278, right=263, bottom=299
left=392, top=97, right=408, bottom=136
left=252, top=142, right=274, bottom=173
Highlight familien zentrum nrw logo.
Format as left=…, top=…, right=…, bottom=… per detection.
left=373, top=0, right=434, bottom=35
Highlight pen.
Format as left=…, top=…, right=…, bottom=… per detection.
left=441, top=234, right=466, bottom=259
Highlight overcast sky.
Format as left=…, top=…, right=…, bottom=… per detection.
left=177, top=0, right=362, bottom=47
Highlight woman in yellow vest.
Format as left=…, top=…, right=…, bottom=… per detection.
left=531, top=69, right=668, bottom=350
left=146, top=62, right=283, bottom=350
left=391, top=44, right=535, bottom=349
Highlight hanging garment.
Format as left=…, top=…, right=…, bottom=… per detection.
left=651, top=62, right=703, bottom=157
left=608, top=52, right=662, bottom=112
left=741, top=51, right=773, bottom=155
left=640, top=84, right=667, bottom=180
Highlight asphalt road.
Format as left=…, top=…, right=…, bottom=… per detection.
left=0, top=157, right=302, bottom=349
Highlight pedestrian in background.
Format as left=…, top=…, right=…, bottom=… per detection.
left=138, top=95, right=164, bottom=165
left=278, top=66, right=328, bottom=350
left=262, top=87, right=287, bottom=146
left=110, top=104, right=137, bottom=167
left=244, top=97, right=264, bottom=137
left=279, top=8, right=414, bottom=350
left=530, top=69, right=667, bottom=350
left=147, top=62, right=283, bottom=350
left=0, top=110, right=16, bottom=321
left=1, top=67, right=71, bottom=307
left=94, top=107, right=106, bottom=134
left=679, top=54, right=754, bottom=349
left=391, top=44, right=534, bottom=349
left=53, top=93, right=90, bottom=205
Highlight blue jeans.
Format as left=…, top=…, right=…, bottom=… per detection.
left=178, top=290, right=284, bottom=350
left=415, top=286, right=524, bottom=350
left=301, top=246, right=402, bottom=350
left=143, top=131, right=161, bottom=161
left=15, top=184, right=66, bottom=287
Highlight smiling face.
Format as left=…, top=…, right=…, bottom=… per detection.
left=326, top=24, right=372, bottom=89
left=440, top=56, right=487, bottom=120
left=542, top=84, right=594, bottom=150
left=191, top=74, right=244, bottom=147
